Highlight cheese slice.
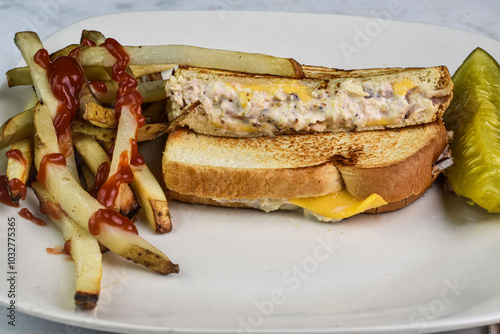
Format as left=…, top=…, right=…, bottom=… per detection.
left=289, top=189, right=387, bottom=220
left=231, top=80, right=313, bottom=109
left=392, top=79, right=415, bottom=96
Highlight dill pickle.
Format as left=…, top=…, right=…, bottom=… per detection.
left=443, top=47, right=500, bottom=212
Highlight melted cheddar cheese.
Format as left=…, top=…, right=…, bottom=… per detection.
left=392, top=79, right=415, bottom=96
left=232, top=80, right=313, bottom=109
left=289, top=189, right=387, bottom=220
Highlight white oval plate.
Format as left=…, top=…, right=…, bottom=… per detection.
left=1, top=10, right=500, bottom=334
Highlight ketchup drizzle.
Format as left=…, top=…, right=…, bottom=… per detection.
left=0, top=176, right=18, bottom=207
left=90, top=80, right=108, bottom=93
left=130, top=138, right=145, bottom=166
left=96, top=151, right=133, bottom=209
left=36, top=153, right=66, bottom=185
left=39, top=200, right=64, bottom=220
left=81, top=38, right=97, bottom=47
left=5, top=149, right=27, bottom=200
left=89, top=161, right=110, bottom=198
left=101, top=38, right=145, bottom=163
left=34, top=49, right=85, bottom=157
left=69, top=38, right=97, bottom=57
left=19, top=208, right=46, bottom=226
left=8, top=179, right=27, bottom=201
left=88, top=208, right=138, bottom=235
left=106, top=142, right=115, bottom=160
left=93, top=38, right=145, bottom=212
left=63, top=239, right=72, bottom=255
left=46, top=241, right=72, bottom=256
left=6, top=149, right=27, bottom=166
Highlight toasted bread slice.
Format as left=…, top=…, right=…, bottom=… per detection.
left=162, top=120, right=447, bottom=213
left=166, top=65, right=453, bottom=137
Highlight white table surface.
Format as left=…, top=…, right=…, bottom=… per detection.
left=0, top=1, right=498, bottom=333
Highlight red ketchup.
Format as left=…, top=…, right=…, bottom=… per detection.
left=96, top=152, right=133, bottom=209
left=129, top=138, right=144, bottom=166
left=106, top=141, right=115, bottom=160
left=90, top=80, right=108, bottom=93
left=63, top=239, right=72, bottom=255
left=69, top=38, right=97, bottom=57
left=6, top=149, right=27, bottom=166
left=88, top=208, right=138, bottom=236
left=36, top=153, right=66, bottom=185
left=34, top=49, right=85, bottom=157
left=5, top=149, right=27, bottom=200
left=95, top=38, right=145, bottom=211
left=7, top=179, right=27, bottom=201
left=101, top=38, right=145, bottom=156
left=39, top=199, right=64, bottom=220
left=0, top=176, right=17, bottom=207
left=81, top=38, right=97, bottom=47
left=89, top=161, right=110, bottom=198
left=19, top=208, right=46, bottom=226
left=46, top=240, right=72, bottom=256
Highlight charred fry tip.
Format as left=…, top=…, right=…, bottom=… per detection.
left=289, top=58, right=305, bottom=79
left=74, top=292, right=99, bottom=309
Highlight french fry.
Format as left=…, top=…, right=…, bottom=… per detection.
left=14, top=31, right=79, bottom=181
left=31, top=181, right=102, bottom=309
left=71, top=121, right=169, bottom=143
left=0, top=107, right=34, bottom=150
left=138, top=80, right=167, bottom=102
left=77, top=44, right=304, bottom=78
left=0, top=93, right=38, bottom=149
left=6, top=44, right=80, bottom=87
left=131, top=164, right=172, bottom=233
left=78, top=79, right=115, bottom=120
left=6, top=66, right=111, bottom=87
left=49, top=44, right=80, bottom=59
left=81, top=103, right=117, bottom=128
left=6, top=67, right=32, bottom=87
left=33, top=102, right=178, bottom=274
left=137, top=123, right=169, bottom=142
left=14, top=32, right=59, bottom=116
left=71, top=121, right=115, bottom=142
left=80, top=162, right=95, bottom=191
left=91, top=33, right=172, bottom=233
left=165, top=101, right=201, bottom=133
left=5, top=138, right=32, bottom=204
left=91, top=80, right=167, bottom=104
left=72, top=132, right=140, bottom=218
left=80, top=30, right=106, bottom=45
left=130, top=64, right=175, bottom=78
left=101, top=105, right=139, bottom=212
left=100, top=131, right=171, bottom=233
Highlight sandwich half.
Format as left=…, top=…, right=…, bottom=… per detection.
left=162, top=120, right=449, bottom=222
left=166, top=65, right=453, bottom=137
left=162, top=63, right=453, bottom=222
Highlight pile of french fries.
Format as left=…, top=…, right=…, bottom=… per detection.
left=2, top=29, right=303, bottom=309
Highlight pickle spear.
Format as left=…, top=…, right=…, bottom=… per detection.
left=444, top=47, right=500, bottom=212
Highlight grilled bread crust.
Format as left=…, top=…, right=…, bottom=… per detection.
left=162, top=120, right=447, bottom=211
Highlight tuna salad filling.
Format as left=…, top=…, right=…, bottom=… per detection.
left=166, top=73, right=443, bottom=137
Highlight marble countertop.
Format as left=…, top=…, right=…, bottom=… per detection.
left=0, top=1, right=498, bottom=333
